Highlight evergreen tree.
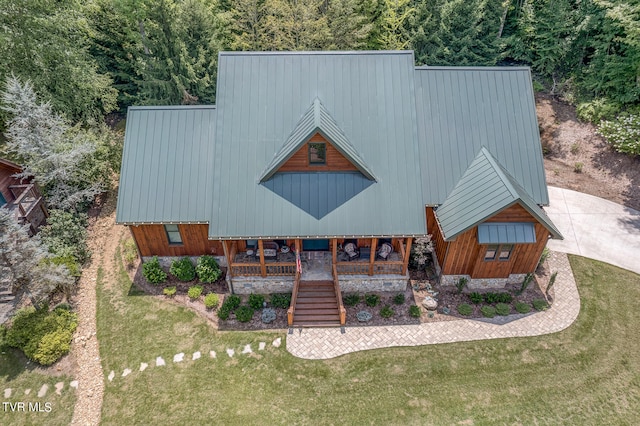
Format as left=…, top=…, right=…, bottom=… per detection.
left=230, top=0, right=269, bottom=50
left=326, top=0, right=373, bottom=49
left=378, top=0, right=415, bottom=50
left=262, top=0, right=331, bottom=50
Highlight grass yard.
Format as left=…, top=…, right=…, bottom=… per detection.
left=98, top=248, right=640, bottom=425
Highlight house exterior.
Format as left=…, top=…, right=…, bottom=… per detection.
left=0, top=159, right=47, bottom=235
left=116, top=51, right=562, bottom=324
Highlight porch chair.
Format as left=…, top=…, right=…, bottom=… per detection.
left=343, top=241, right=360, bottom=261
left=376, top=241, right=393, bottom=260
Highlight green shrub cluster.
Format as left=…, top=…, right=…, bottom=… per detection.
left=170, top=257, right=196, bottom=282
left=365, top=294, right=380, bottom=307
left=480, top=306, right=496, bottom=318
left=270, top=293, right=291, bottom=309
left=163, top=286, right=177, bottom=297
left=218, top=295, right=242, bottom=320
left=457, top=303, right=473, bottom=316
left=4, top=305, right=78, bottom=366
left=143, top=256, right=167, bottom=284
left=248, top=294, right=265, bottom=309
left=409, top=305, right=421, bottom=318
left=39, top=210, right=90, bottom=265
left=196, top=256, right=222, bottom=283
left=515, top=302, right=531, bottom=314
left=204, top=293, right=219, bottom=309
left=597, top=113, right=640, bottom=156
left=379, top=305, right=394, bottom=318
left=234, top=305, right=254, bottom=322
left=533, top=299, right=549, bottom=311
left=469, top=292, right=483, bottom=304
left=393, top=293, right=405, bottom=305
left=187, top=285, right=203, bottom=300
left=495, top=303, right=511, bottom=316
left=343, top=294, right=360, bottom=306
left=483, top=292, right=513, bottom=304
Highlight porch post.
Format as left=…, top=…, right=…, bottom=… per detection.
left=369, top=237, right=378, bottom=276
left=258, top=239, right=267, bottom=277
left=295, top=239, right=302, bottom=254
left=332, top=238, right=337, bottom=267
left=402, top=237, right=413, bottom=275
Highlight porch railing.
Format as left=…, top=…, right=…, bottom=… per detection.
left=332, top=264, right=346, bottom=325
left=7, top=184, right=46, bottom=234
left=335, top=261, right=404, bottom=276
left=287, top=269, right=301, bottom=326
left=230, top=262, right=296, bottom=277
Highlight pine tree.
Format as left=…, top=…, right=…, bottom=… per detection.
left=326, top=0, right=373, bottom=49
left=378, top=0, right=415, bottom=50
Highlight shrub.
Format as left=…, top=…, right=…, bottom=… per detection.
left=574, top=162, right=583, bottom=173
left=163, top=286, right=177, bottom=297
left=455, top=277, right=468, bottom=294
left=270, top=293, right=291, bottom=309
left=142, top=256, right=167, bottom=284
left=217, top=305, right=231, bottom=320
left=248, top=294, right=265, bottom=310
left=39, top=210, right=90, bottom=265
left=533, top=299, right=549, bottom=311
left=47, top=255, right=82, bottom=278
left=457, top=303, right=473, bottom=316
left=409, top=236, right=434, bottom=270
left=409, top=305, right=421, bottom=318
left=187, top=285, right=203, bottom=300
left=484, top=292, right=499, bottom=304
left=196, top=256, right=222, bottom=283
left=495, top=303, right=510, bottom=316
left=365, top=294, right=380, bottom=307
left=469, top=292, right=483, bottom=304
left=597, top=112, right=640, bottom=156
left=497, top=293, right=513, bottom=304
left=343, top=293, right=360, bottom=307
left=576, top=98, right=621, bottom=122
left=517, top=273, right=534, bottom=295
left=122, top=238, right=138, bottom=266
left=515, top=302, right=531, bottom=314
left=170, top=257, right=196, bottom=282
left=33, top=329, right=74, bottom=365
left=481, top=306, right=496, bottom=318
left=538, top=247, right=550, bottom=269
left=261, top=308, right=276, bottom=324
left=204, top=293, right=219, bottom=309
left=547, top=271, right=559, bottom=298
left=225, top=295, right=242, bottom=310
left=393, top=293, right=405, bottom=305
left=235, top=305, right=254, bottom=322
left=379, top=305, right=394, bottom=318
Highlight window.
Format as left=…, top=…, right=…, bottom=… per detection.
left=164, top=224, right=183, bottom=245
left=0, top=192, right=6, bottom=207
left=308, top=142, right=326, bottom=165
left=484, top=244, right=513, bottom=262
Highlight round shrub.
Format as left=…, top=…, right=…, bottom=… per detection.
left=261, top=308, right=276, bottom=324
left=170, top=257, right=196, bottom=282
left=533, top=299, right=549, bottom=311
left=515, top=302, right=531, bottom=314
left=163, top=286, right=177, bottom=297
left=457, top=303, right=473, bottom=316
left=204, top=293, right=219, bottom=309
left=409, top=305, right=421, bottom=318
left=187, top=285, right=203, bottom=300
left=343, top=293, right=360, bottom=307
left=495, top=303, right=511, bottom=316
left=380, top=305, right=394, bottom=318
left=225, top=295, right=242, bottom=310
left=393, top=293, right=405, bottom=305
left=196, top=255, right=222, bottom=283
left=248, top=294, right=265, bottom=310
left=469, top=292, right=483, bottom=304
left=270, top=293, right=291, bottom=309
left=235, top=305, right=254, bottom=323
left=481, top=306, right=496, bottom=318
left=365, top=294, right=380, bottom=307
left=142, top=256, right=167, bottom=284
left=597, top=112, right=640, bottom=156
left=497, top=293, right=513, bottom=304
left=217, top=305, right=231, bottom=320
left=33, top=329, right=74, bottom=366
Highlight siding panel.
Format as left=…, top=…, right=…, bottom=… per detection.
left=131, top=224, right=223, bottom=257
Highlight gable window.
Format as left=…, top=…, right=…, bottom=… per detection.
left=164, top=224, right=183, bottom=245
left=308, top=142, right=326, bottom=165
left=484, top=244, right=513, bottom=261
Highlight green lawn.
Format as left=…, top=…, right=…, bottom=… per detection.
left=98, top=247, right=640, bottom=425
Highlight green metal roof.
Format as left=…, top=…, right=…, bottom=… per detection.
left=209, top=51, right=425, bottom=239
left=478, top=223, right=537, bottom=244
left=415, top=67, right=550, bottom=206
left=259, top=98, right=377, bottom=182
left=115, top=106, right=216, bottom=224
left=435, top=147, right=562, bottom=241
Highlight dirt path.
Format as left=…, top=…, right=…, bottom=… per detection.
left=70, top=192, right=125, bottom=426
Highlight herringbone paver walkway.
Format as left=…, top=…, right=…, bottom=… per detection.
left=287, top=251, right=579, bottom=359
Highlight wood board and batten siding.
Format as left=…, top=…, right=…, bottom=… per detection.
left=129, top=224, right=223, bottom=257
left=428, top=204, right=550, bottom=279
left=278, top=133, right=358, bottom=172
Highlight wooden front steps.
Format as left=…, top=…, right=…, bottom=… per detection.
left=292, top=280, right=341, bottom=327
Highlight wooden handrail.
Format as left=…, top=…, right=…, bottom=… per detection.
left=287, top=269, right=301, bottom=326
left=332, top=264, right=346, bottom=325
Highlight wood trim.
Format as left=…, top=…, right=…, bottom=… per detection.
left=222, top=241, right=232, bottom=278
left=332, top=238, right=337, bottom=266
left=258, top=240, right=266, bottom=277
left=402, top=237, right=413, bottom=275
left=369, top=238, right=377, bottom=276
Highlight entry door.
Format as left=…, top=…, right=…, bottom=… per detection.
left=303, top=239, right=330, bottom=251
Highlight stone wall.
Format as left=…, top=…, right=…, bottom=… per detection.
left=338, top=274, right=408, bottom=293
left=229, top=276, right=295, bottom=294
left=440, top=273, right=528, bottom=290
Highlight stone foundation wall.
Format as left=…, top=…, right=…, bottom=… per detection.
left=338, top=275, right=408, bottom=293
left=440, top=273, right=528, bottom=290
left=230, top=277, right=295, bottom=294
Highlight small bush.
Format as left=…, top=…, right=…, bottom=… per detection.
left=481, top=306, right=496, bottom=318
left=142, top=256, right=167, bottom=284
left=39, top=210, right=90, bottom=265
left=455, top=277, right=468, bottom=294
left=576, top=98, right=621, bottom=122
left=196, top=256, right=222, bottom=283
left=469, top=292, right=483, bottom=304
left=574, top=162, right=583, bottom=173
left=379, top=305, right=394, bottom=318
left=343, top=293, right=360, bottom=307
left=270, top=293, right=291, bottom=309
left=497, top=293, right=513, bottom=304
left=597, top=112, right=640, bottom=156
left=517, top=273, right=534, bottom=295
left=457, top=303, right=473, bottom=316
left=261, top=308, right=276, bottom=323
left=533, top=299, right=549, bottom=311
left=248, top=294, right=265, bottom=310
left=187, top=285, right=203, bottom=300
left=365, top=294, right=380, bottom=307
left=170, top=257, right=196, bottom=282
left=495, top=303, right=511, bottom=316
left=123, top=238, right=138, bottom=266
left=33, top=329, right=74, bottom=365
left=393, top=293, right=405, bottom=305
left=538, top=247, right=550, bottom=269
left=235, top=305, right=254, bottom=322
left=204, top=293, right=219, bottom=309
left=225, top=295, right=242, bottom=310
left=217, top=305, right=231, bottom=320
left=484, top=292, right=499, bottom=304
left=163, top=286, right=177, bottom=297
left=515, top=302, right=531, bottom=314
left=409, top=305, right=421, bottom=318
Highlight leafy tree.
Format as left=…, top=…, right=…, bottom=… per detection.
left=0, top=209, right=73, bottom=306
left=39, top=210, right=91, bottom=265
left=378, top=0, right=415, bottom=50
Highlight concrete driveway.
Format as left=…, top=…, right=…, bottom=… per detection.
left=545, top=186, right=640, bottom=275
